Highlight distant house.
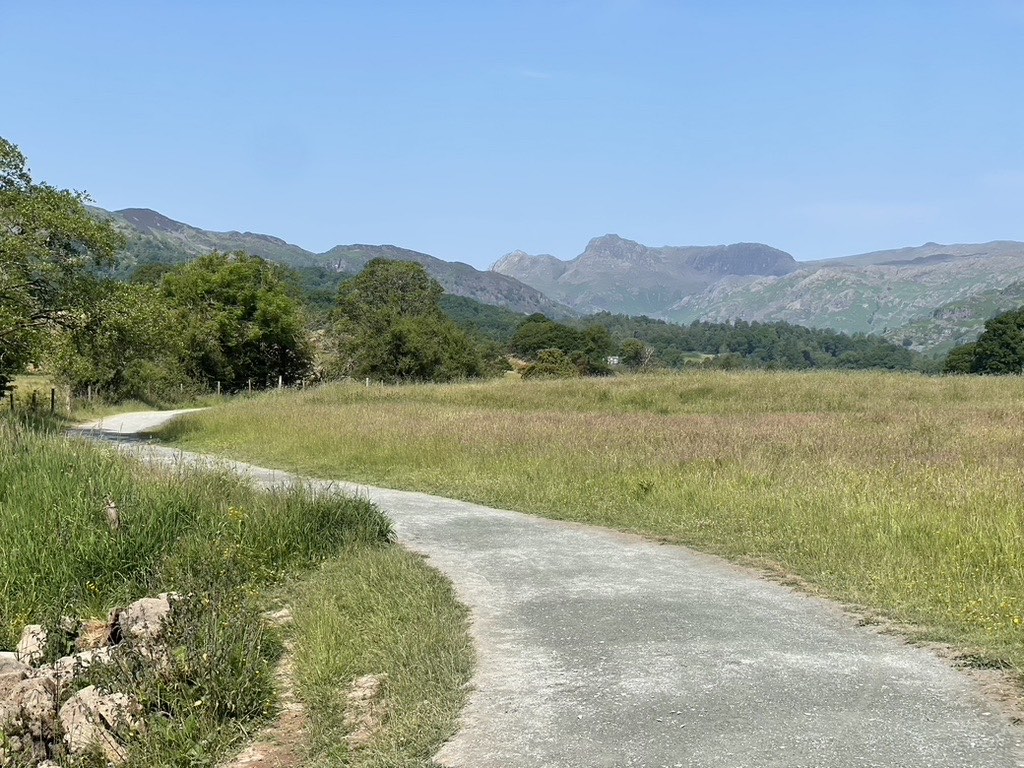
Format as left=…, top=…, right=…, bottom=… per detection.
left=606, top=356, right=621, bottom=366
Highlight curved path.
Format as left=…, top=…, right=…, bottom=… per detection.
left=76, top=411, right=1024, bottom=768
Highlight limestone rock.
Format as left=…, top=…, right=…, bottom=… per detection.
left=15, top=625, right=46, bottom=666
left=59, top=685, right=141, bottom=765
left=0, top=673, right=57, bottom=739
left=343, top=673, right=387, bottom=750
left=0, top=653, right=31, bottom=702
left=118, top=593, right=177, bottom=642
left=43, top=647, right=114, bottom=688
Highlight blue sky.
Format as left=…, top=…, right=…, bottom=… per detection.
left=5, top=1, right=1023, bottom=267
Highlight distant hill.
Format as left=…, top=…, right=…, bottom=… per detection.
left=493, top=236, right=1024, bottom=350
left=668, top=242, right=1024, bottom=343
left=492, top=234, right=798, bottom=317
left=94, top=207, right=573, bottom=318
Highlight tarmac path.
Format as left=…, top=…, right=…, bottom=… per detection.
left=75, top=410, right=1024, bottom=768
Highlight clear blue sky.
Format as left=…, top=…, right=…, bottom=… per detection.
left=5, top=1, right=1023, bottom=267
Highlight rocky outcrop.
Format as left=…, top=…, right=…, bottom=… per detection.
left=59, top=686, right=142, bottom=764
left=492, top=234, right=799, bottom=316
left=1, top=593, right=177, bottom=767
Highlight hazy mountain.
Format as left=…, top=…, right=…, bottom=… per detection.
left=668, top=242, right=1024, bottom=343
left=493, top=236, right=1024, bottom=349
left=95, top=207, right=573, bottom=318
left=492, top=235, right=798, bottom=317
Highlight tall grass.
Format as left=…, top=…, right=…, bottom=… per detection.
left=0, top=415, right=397, bottom=766
left=294, top=548, right=473, bottom=767
left=163, top=371, right=1024, bottom=686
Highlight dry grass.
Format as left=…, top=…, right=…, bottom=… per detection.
left=161, top=370, right=1024, bottom=688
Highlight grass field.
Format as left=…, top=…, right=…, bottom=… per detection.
left=161, top=370, right=1024, bottom=693
left=0, top=416, right=471, bottom=767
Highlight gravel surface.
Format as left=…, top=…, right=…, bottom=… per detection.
left=76, top=411, right=1024, bottom=768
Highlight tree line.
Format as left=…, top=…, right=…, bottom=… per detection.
left=4, top=136, right=1023, bottom=404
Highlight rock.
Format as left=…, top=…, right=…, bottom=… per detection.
left=0, top=673, right=57, bottom=739
left=262, top=607, right=293, bottom=627
left=15, top=625, right=46, bottom=666
left=343, top=674, right=387, bottom=750
left=0, top=653, right=31, bottom=701
left=59, top=685, right=141, bottom=765
left=118, top=593, right=177, bottom=642
left=43, top=647, right=114, bottom=687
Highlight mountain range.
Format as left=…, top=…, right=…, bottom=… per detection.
left=96, top=207, right=573, bottom=318
left=494, top=235, right=1024, bottom=352
left=95, top=207, right=1024, bottom=353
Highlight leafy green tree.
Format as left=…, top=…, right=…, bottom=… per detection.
left=942, top=342, right=977, bottom=374
left=521, top=348, right=580, bottom=379
left=331, top=259, right=484, bottom=383
left=0, top=137, right=123, bottom=389
left=966, top=307, right=1024, bottom=374
left=161, top=252, right=313, bottom=390
left=511, top=314, right=613, bottom=375
left=49, top=282, right=193, bottom=404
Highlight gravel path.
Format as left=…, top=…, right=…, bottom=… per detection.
left=76, top=411, right=1024, bottom=768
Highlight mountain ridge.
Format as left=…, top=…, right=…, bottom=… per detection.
left=96, top=207, right=574, bottom=318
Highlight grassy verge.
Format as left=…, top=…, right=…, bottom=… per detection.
left=0, top=415, right=471, bottom=767
left=291, top=548, right=472, bottom=767
left=161, top=371, right=1024, bottom=690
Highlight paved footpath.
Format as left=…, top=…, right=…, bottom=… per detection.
left=76, top=411, right=1024, bottom=768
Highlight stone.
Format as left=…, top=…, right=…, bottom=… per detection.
left=0, top=653, right=31, bottom=702
left=44, top=647, right=114, bottom=688
left=0, top=673, right=57, bottom=739
left=59, top=685, right=141, bottom=765
left=262, top=607, right=293, bottom=627
left=343, top=674, right=387, bottom=750
left=118, top=593, right=177, bottom=642
left=15, top=625, right=46, bottom=666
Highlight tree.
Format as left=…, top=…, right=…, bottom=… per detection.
left=0, top=137, right=123, bottom=388
left=510, top=315, right=613, bottom=375
left=161, top=252, right=313, bottom=390
left=621, top=338, right=655, bottom=371
left=942, top=342, right=977, bottom=375
left=331, top=259, right=484, bottom=383
left=966, top=307, right=1024, bottom=374
left=49, top=282, right=193, bottom=404
left=521, top=348, right=580, bottom=379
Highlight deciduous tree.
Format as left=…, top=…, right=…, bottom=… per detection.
left=0, top=137, right=123, bottom=388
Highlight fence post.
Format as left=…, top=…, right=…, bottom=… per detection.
left=216, top=381, right=221, bottom=396
left=50, top=388, right=56, bottom=414
left=31, top=391, right=37, bottom=411
left=8, top=389, right=13, bottom=412
left=278, top=375, right=283, bottom=390
left=87, top=384, right=92, bottom=403
left=248, top=378, right=252, bottom=394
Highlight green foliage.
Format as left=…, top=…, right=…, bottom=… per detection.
left=331, top=259, right=485, bottom=383
left=161, top=252, right=314, bottom=390
left=0, top=418, right=394, bottom=765
left=0, top=137, right=124, bottom=388
left=521, top=348, right=580, bottom=379
left=511, top=314, right=612, bottom=375
left=440, top=294, right=525, bottom=344
left=585, top=313, right=919, bottom=371
left=955, top=307, right=1024, bottom=375
left=620, top=338, right=656, bottom=371
left=942, top=342, right=978, bottom=374
left=49, top=282, right=195, bottom=404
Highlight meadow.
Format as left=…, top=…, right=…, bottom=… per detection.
left=162, top=370, right=1024, bottom=692
left=0, top=416, right=471, bottom=767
